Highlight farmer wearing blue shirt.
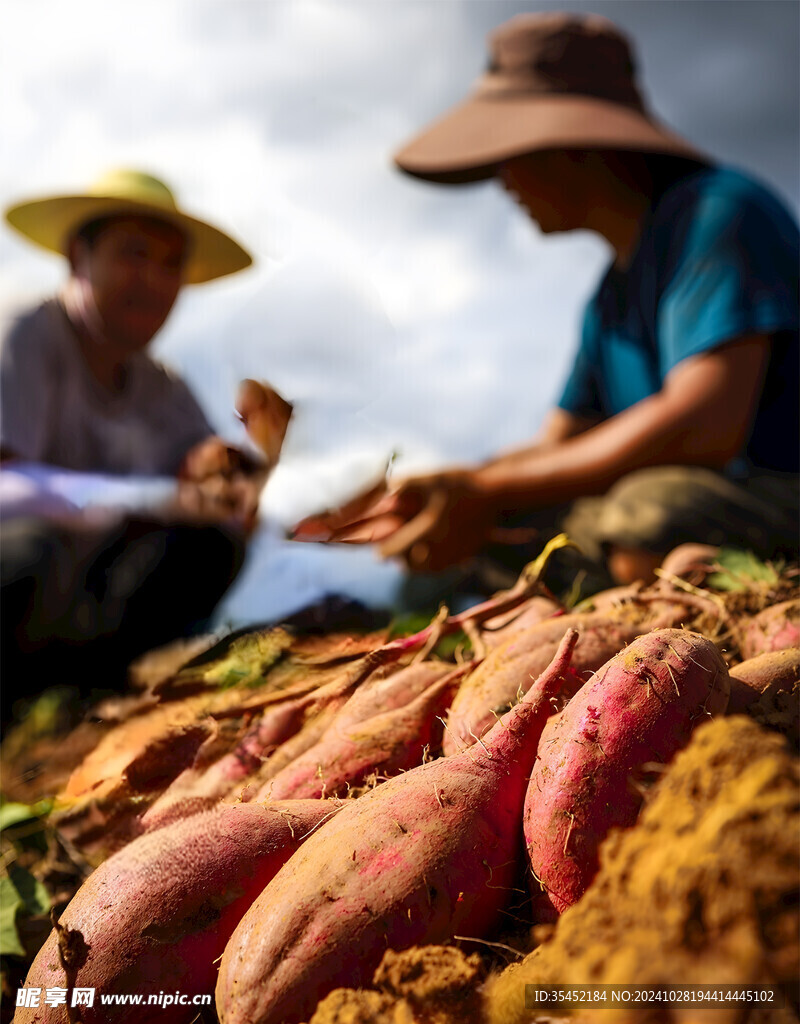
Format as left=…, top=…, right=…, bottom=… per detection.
left=298, top=13, right=798, bottom=591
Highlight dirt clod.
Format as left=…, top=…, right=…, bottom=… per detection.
left=308, top=988, right=413, bottom=1024
left=485, top=716, right=800, bottom=1023
left=309, top=945, right=485, bottom=1024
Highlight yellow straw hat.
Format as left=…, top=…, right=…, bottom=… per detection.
left=4, top=168, right=253, bottom=284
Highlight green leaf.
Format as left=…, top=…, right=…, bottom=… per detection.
left=8, top=865, right=51, bottom=917
left=387, top=611, right=436, bottom=641
left=705, top=572, right=747, bottom=593
left=0, top=799, right=52, bottom=833
left=0, top=876, right=25, bottom=957
left=192, top=628, right=293, bottom=689
left=707, top=547, right=780, bottom=592
left=719, top=547, right=779, bottom=581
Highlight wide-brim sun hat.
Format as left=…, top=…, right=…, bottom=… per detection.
left=394, top=13, right=703, bottom=183
left=4, top=168, right=252, bottom=284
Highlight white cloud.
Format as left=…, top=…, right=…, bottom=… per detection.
left=1, top=0, right=796, bottom=624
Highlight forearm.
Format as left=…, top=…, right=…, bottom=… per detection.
left=473, top=393, right=723, bottom=513
left=472, top=336, right=769, bottom=514
left=483, top=408, right=598, bottom=471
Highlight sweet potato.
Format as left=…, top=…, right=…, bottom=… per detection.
left=141, top=697, right=314, bottom=828
left=235, top=378, right=293, bottom=469
left=443, top=610, right=681, bottom=755
left=738, top=599, right=800, bottom=660
left=329, top=661, right=454, bottom=732
left=658, top=543, right=720, bottom=586
left=266, top=670, right=461, bottom=800
left=60, top=702, right=214, bottom=804
left=524, top=628, right=730, bottom=917
left=577, top=581, right=644, bottom=611
left=479, top=596, right=562, bottom=649
left=16, top=801, right=338, bottom=1024
left=728, top=648, right=800, bottom=713
left=215, top=629, right=580, bottom=1024
left=243, top=665, right=457, bottom=802
left=244, top=698, right=351, bottom=798
left=148, top=658, right=428, bottom=820
left=260, top=662, right=462, bottom=800
left=51, top=709, right=222, bottom=857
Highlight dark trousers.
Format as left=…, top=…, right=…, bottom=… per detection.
left=1, top=516, right=245, bottom=725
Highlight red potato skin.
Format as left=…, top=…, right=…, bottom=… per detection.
left=728, top=648, right=800, bottom=713
left=583, top=582, right=643, bottom=611
left=443, top=615, right=673, bottom=756
left=329, top=661, right=453, bottom=732
left=265, top=671, right=461, bottom=800
left=440, top=614, right=605, bottom=758
left=62, top=717, right=212, bottom=802
left=739, top=600, right=800, bottom=661
left=215, top=629, right=580, bottom=1024
left=479, top=596, right=562, bottom=649
left=658, top=543, right=720, bottom=585
left=241, top=664, right=450, bottom=801
left=15, top=801, right=338, bottom=1024
left=141, top=698, right=312, bottom=829
left=243, top=698, right=350, bottom=799
left=524, top=629, right=730, bottom=918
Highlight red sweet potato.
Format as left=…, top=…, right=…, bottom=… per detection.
left=61, top=705, right=214, bottom=804
left=443, top=609, right=682, bottom=756
left=329, top=660, right=454, bottom=732
left=658, top=543, right=720, bottom=585
left=235, top=378, right=293, bottom=468
left=240, top=663, right=454, bottom=801
left=52, top=711, right=220, bottom=857
left=524, top=628, right=729, bottom=918
left=215, top=629, right=580, bottom=1024
left=479, top=596, right=562, bottom=649
left=141, top=697, right=314, bottom=829
left=738, top=599, right=800, bottom=660
left=243, top=698, right=351, bottom=799
left=577, top=581, right=644, bottom=611
left=728, top=648, right=800, bottom=713
left=266, top=670, right=461, bottom=800
left=16, top=801, right=339, bottom=1024
left=147, top=657, right=426, bottom=820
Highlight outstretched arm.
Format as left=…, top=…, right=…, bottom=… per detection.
left=376, top=334, right=770, bottom=570
left=485, top=407, right=600, bottom=469
left=473, top=334, right=769, bottom=509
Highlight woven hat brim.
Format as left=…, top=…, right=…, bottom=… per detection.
left=4, top=195, right=252, bottom=284
left=394, top=92, right=703, bottom=184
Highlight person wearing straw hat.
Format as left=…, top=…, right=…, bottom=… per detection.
left=295, top=13, right=798, bottom=594
left=0, top=169, right=283, bottom=722
left=1, top=168, right=256, bottom=478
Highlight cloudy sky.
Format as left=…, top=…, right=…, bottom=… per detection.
left=1, top=0, right=797, bottom=623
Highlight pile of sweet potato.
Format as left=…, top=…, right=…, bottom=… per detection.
left=5, top=544, right=798, bottom=1024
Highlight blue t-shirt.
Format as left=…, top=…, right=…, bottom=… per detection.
left=558, top=166, right=799, bottom=473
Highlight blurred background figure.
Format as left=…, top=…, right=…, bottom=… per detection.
left=0, top=169, right=290, bottom=723
left=295, top=12, right=799, bottom=598
left=0, top=3, right=796, bottom=638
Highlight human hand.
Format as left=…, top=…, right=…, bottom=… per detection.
left=236, top=379, right=293, bottom=468
left=290, top=479, right=396, bottom=542
left=375, top=469, right=496, bottom=571
left=292, top=468, right=495, bottom=572
left=171, top=472, right=264, bottom=535
left=179, top=436, right=265, bottom=483
left=177, top=435, right=272, bottom=535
